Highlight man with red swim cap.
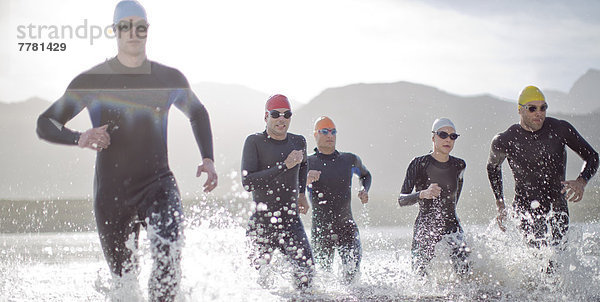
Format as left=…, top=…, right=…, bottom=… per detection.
left=241, top=94, right=314, bottom=290
left=264, top=94, right=290, bottom=111
left=306, top=116, right=371, bottom=283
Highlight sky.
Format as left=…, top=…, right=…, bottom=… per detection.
left=1, top=0, right=599, bottom=104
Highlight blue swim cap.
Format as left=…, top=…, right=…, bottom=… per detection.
left=113, top=0, right=147, bottom=24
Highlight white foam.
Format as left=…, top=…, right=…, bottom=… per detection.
left=1, top=220, right=599, bottom=301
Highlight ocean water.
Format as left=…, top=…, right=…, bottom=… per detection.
left=1, top=212, right=600, bottom=301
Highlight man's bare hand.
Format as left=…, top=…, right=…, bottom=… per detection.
left=419, top=183, right=441, bottom=199
left=358, top=189, right=369, bottom=204
left=78, top=124, right=110, bottom=151
left=197, top=158, right=218, bottom=192
left=297, top=193, right=310, bottom=214
left=284, top=150, right=304, bottom=169
left=307, top=170, right=321, bottom=185
left=561, top=178, right=586, bottom=202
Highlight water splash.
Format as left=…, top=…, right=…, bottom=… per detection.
left=1, top=205, right=599, bottom=301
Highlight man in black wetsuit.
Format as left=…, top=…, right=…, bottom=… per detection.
left=241, top=94, right=314, bottom=290
left=306, top=116, right=371, bottom=284
left=487, top=86, right=598, bottom=251
left=36, top=1, right=218, bottom=300
left=398, top=118, right=470, bottom=276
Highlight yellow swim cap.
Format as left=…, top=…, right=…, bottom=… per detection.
left=518, top=86, right=545, bottom=107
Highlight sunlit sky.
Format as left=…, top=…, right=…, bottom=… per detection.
left=1, top=0, right=599, bottom=104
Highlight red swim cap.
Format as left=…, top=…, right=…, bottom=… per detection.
left=265, top=94, right=291, bottom=111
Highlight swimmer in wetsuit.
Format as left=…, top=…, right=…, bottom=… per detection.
left=398, top=118, right=470, bottom=276
left=36, top=1, right=218, bottom=300
left=241, top=94, right=314, bottom=290
left=306, top=116, right=371, bottom=284
left=487, top=86, right=598, bottom=250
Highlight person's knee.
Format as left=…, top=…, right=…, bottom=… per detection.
left=146, top=210, right=184, bottom=242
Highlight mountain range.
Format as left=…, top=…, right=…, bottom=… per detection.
left=1, top=69, right=598, bottom=225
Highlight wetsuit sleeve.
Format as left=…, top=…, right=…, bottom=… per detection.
left=398, top=158, right=421, bottom=207
left=241, top=135, right=287, bottom=192
left=173, top=89, right=214, bottom=161
left=352, top=155, right=372, bottom=192
left=298, top=137, right=308, bottom=194
left=487, top=134, right=507, bottom=202
left=456, top=160, right=466, bottom=203
left=560, top=120, right=599, bottom=182
left=36, top=89, right=86, bottom=145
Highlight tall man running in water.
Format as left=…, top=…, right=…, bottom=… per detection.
left=487, top=86, right=598, bottom=256
left=36, top=1, right=218, bottom=300
left=306, top=116, right=371, bottom=284
left=241, top=94, right=314, bottom=290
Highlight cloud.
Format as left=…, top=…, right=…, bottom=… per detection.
left=0, top=0, right=599, bottom=103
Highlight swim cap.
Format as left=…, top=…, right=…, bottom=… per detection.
left=265, top=94, right=291, bottom=111
left=431, top=118, right=455, bottom=132
left=518, top=86, right=545, bottom=107
left=314, top=116, right=336, bottom=132
left=114, top=0, right=147, bottom=24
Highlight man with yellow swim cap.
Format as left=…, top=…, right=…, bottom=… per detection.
left=487, top=85, right=598, bottom=270
left=306, top=116, right=372, bottom=283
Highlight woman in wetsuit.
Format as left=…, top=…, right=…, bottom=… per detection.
left=398, top=118, right=470, bottom=276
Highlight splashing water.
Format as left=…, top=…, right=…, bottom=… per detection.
left=1, top=204, right=600, bottom=301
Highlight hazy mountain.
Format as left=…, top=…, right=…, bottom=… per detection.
left=0, top=97, right=94, bottom=200
left=570, top=69, right=600, bottom=111
left=1, top=74, right=599, bottom=226
left=545, top=69, right=600, bottom=115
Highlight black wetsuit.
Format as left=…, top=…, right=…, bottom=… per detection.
left=307, top=148, right=371, bottom=283
left=487, top=117, right=598, bottom=247
left=36, top=57, right=213, bottom=301
left=241, top=131, right=314, bottom=289
left=398, top=154, right=469, bottom=275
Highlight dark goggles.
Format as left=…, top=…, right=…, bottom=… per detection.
left=523, top=103, right=548, bottom=112
left=269, top=110, right=292, bottom=119
left=115, top=20, right=149, bottom=33
left=433, top=131, right=459, bottom=140
left=317, top=128, right=337, bottom=135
